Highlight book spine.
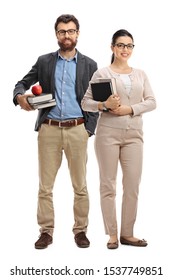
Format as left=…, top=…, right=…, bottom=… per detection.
left=111, top=78, right=117, bottom=95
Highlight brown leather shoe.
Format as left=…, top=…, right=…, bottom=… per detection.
left=107, top=241, right=119, bottom=249
left=74, top=232, right=90, bottom=248
left=35, top=233, right=53, bottom=249
left=120, top=236, right=148, bottom=247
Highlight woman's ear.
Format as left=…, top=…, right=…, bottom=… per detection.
left=111, top=45, right=114, bottom=52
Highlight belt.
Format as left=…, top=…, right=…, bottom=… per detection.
left=43, top=118, right=84, bottom=128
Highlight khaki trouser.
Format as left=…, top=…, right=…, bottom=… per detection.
left=95, top=125, right=143, bottom=237
left=37, top=123, right=89, bottom=236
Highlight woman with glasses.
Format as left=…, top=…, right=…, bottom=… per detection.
left=82, top=29, right=156, bottom=249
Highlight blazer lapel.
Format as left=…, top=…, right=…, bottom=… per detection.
left=76, top=51, right=85, bottom=100
left=49, top=51, right=58, bottom=96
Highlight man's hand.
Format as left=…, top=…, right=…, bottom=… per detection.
left=16, top=94, right=34, bottom=111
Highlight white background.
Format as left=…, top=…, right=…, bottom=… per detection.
left=1, top=0, right=173, bottom=279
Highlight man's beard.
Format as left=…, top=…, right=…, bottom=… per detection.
left=58, top=38, right=77, bottom=52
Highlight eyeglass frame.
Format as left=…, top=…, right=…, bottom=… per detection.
left=56, top=29, right=78, bottom=36
left=113, top=43, right=135, bottom=50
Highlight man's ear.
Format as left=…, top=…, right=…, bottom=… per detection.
left=76, top=30, right=80, bottom=37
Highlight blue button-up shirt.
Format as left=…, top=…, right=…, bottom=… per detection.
left=47, top=52, right=83, bottom=120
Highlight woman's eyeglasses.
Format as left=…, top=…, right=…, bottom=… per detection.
left=114, top=43, right=135, bottom=50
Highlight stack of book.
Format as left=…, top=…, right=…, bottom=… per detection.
left=27, top=93, right=56, bottom=109
left=90, top=78, right=117, bottom=101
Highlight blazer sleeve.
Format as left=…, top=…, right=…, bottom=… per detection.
left=13, top=59, right=39, bottom=105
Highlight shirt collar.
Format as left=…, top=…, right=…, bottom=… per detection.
left=57, top=50, right=78, bottom=62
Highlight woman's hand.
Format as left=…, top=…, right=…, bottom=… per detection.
left=105, top=94, right=120, bottom=110
left=110, top=105, right=133, bottom=115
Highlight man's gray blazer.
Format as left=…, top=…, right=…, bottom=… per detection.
left=13, top=50, right=99, bottom=133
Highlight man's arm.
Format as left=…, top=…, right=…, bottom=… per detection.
left=13, top=59, right=39, bottom=106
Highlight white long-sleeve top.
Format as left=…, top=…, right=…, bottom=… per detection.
left=81, top=66, right=156, bottom=130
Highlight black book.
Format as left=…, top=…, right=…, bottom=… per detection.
left=91, top=78, right=116, bottom=102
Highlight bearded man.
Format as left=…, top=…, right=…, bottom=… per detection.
left=13, top=14, right=98, bottom=249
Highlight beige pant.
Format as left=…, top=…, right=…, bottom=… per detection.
left=95, top=125, right=143, bottom=237
left=37, top=123, right=89, bottom=236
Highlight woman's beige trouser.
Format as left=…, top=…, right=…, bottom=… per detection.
left=95, top=125, right=143, bottom=237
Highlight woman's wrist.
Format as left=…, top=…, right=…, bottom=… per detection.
left=98, top=102, right=109, bottom=112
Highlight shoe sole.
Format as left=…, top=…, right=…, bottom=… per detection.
left=107, top=245, right=119, bottom=249
left=75, top=243, right=90, bottom=248
left=120, top=240, right=147, bottom=247
left=35, top=241, right=53, bottom=249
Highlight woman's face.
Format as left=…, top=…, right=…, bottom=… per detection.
left=111, top=36, right=134, bottom=62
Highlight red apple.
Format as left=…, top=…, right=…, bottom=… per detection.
left=32, top=85, right=42, bottom=95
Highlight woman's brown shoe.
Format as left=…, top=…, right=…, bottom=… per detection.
left=120, top=237, right=148, bottom=247
left=107, top=241, right=119, bottom=249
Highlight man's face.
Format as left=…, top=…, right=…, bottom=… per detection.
left=56, top=21, right=79, bottom=51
